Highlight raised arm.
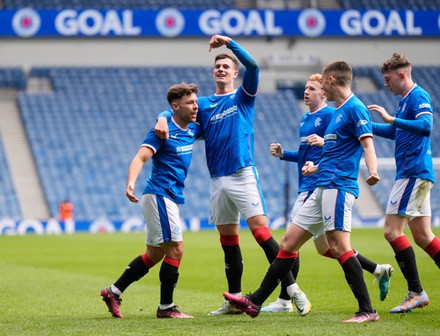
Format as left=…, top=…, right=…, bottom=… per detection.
left=209, top=35, right=259, bottom=95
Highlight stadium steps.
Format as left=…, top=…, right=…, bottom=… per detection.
left=355, top=169, right=384, bottom=219
left=0, top=95, right=50, bottom=220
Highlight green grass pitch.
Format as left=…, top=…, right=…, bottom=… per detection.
left=1, top=228, right=439, bottom=335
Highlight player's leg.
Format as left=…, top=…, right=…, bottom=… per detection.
left=100, top=193, right=164, bottom=318
left=314, top=232, right=393, bottom=301
left=409, top=216, right=440, bottom=268
left=208, top=176, right=244, bottom=316
left=385, top=179, right=432, bottom=313
left=224, top=223, right=312, bottom=318
left=261, top=192, right=311, bottom=314
left=321, top=189, right=378, bottom=322
left=156, top=241, right=193, bottom=318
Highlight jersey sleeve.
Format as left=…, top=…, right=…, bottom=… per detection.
left=227, top=39, right=259, bottom=95
left=141, top=128, right=164, bottom=153
left=393, top=113, right=432, bottom=136
left=281, top=149, right=299, bottom=162
left=353, top=105, right=373, bottom=140
left=157, top=108, right=174, bottom=121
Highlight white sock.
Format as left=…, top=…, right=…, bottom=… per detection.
left=159, top=303, right=175, bottom=310
left=276, top=298, right=291, bottom=305
left=286, top=283, right=300, bottom=298
left=110, top=285, right=122, bottom=296
left=373, top=264, right=382, bottom=275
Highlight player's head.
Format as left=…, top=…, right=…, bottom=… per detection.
left=304, top=73, right=326, bottom=110
left=167, top=82, right=199, bottom=123
left=381, top=53, right=412, bottom=96
left=321, top=61, right=352, bottom=101
left=213, top=53, right=239, bottom=86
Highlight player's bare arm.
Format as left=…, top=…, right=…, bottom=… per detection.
left=209, top=35, right=232, bottom=52
left=368, top=104, right=395, bottom=124
left=360, top=136, right=380, bottom=186
left=306, top=134, right=325, bottom=147
left=302, top=161, right=318, bottom=176
left=154, top=117, right=169, bottom=140
left=126, top=146, right=154, bottom=202
left=269, top=143, right=283, bottom=158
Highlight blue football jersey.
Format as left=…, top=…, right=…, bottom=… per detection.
left=394, top=84, right=435, bottom=182
left=197, top=87, right=256, bottom=177
left=317, top=95, right=373, bottom=198
left=283, top=105, right=334, bottom=192
left=142, top=118, right=202, bottom=204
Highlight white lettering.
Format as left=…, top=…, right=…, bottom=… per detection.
left=17, top=219, right=44, bottom=235
left=55, top=9, right=141, bottom=36
left=199, top=9, right=282, bottom=36
left=46, top=218, right=62, bottom=235
left=341, top=9, right=422, bottom=36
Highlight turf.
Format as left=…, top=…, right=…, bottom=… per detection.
left=1, top=228, right=439, bottom=335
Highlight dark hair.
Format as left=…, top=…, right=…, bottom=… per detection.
left=323, top=61, right=352, bottom=87
left=382, top=52, right=412, bottom=74
left=214, top=53, right=239, bottom=69
left=167, top=82, right=199, bottom=105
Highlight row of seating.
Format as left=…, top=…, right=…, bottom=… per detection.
left=3, top=0, right=235, bottom=10
left=3, top=0, right=439, bottom=10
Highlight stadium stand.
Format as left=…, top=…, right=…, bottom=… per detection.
left=17, top=66, right=300, bottom=221
left=0, top=136, right=22, bottom=220
left=1, top=64, right=436, bottom=221
left=340, top=0, right=440, bottom=10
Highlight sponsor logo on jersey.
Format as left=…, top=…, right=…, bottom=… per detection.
left=210, top=103, right=218, bottom=108
left=155, top=8, right=185, bottom=37
left=357, top=119, right=368, bottom=127
left=419, top=103, right=431, bottom=109
left=210, top=105, right=238, bottom=123
left=176, top=144, right=193, bottom=154
left=12, top=8, right=41, bottom=37
left=390, top=200, right=398, bottom=206
left=298, top=9, right=326, bottom=37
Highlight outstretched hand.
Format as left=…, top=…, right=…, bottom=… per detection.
left=209, top=35, right=232, bottom=52
left=368, top=104, right=394, bottom=124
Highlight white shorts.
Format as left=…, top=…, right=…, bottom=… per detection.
left=209, top=166, right=267, bottom=225
left=288, top=191, right=314, bottom=227
left=386, top=178, right=433, bottom=219
left=293, top=187, right=355, bottom=237
left=141, top=194, right=183, bottom=247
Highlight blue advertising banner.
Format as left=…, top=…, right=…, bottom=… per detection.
left=0, top=8, right=438, bottom=38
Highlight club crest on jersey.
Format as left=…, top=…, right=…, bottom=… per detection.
left=314, top=117, right=321, bottom=127
left=336, top=114, right=343, bottom=123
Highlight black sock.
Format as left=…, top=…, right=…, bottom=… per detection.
left=355, top=251, right=377, bottom=274
left=114, top=255, right=149, bottom=293
left=159, top=261, right=179, bottom=305
left=395, top=246, right=423, bottom=293
left=341, top=256, right=373, bottom=313
left=251, top=257, right=295, bottom=306
left=434, top=252, right=440, bottom=269
left=222, top=245, right=243, bottom=293
left=259, top=236, right=280, bottom=262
